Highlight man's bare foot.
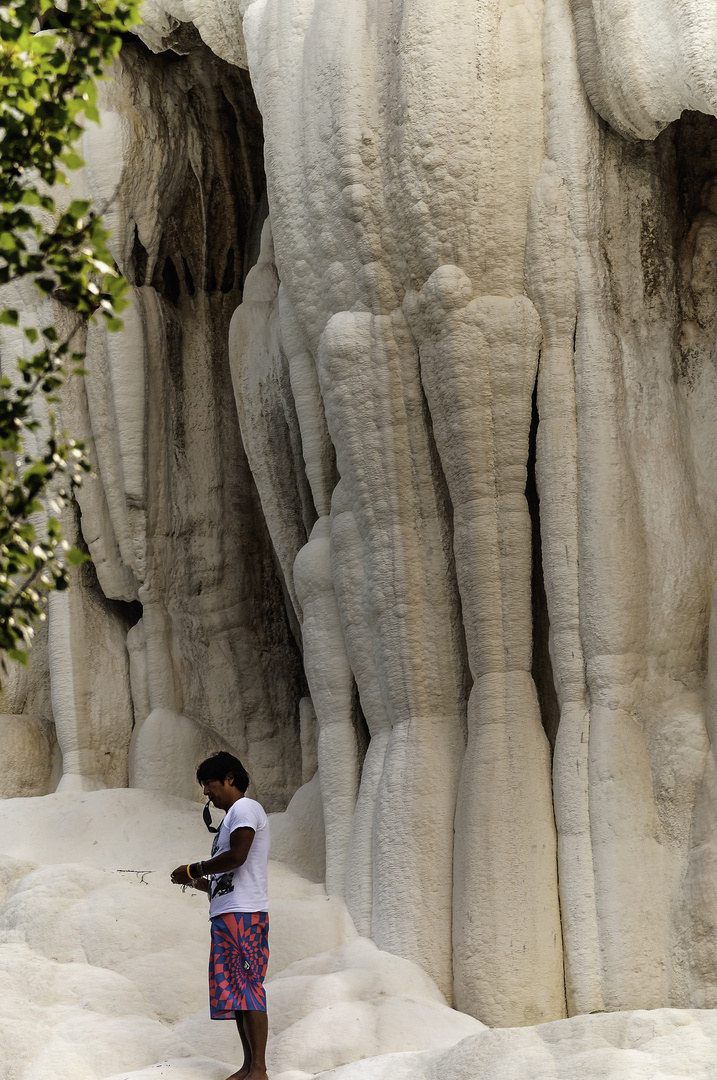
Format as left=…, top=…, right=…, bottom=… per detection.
left=223, top=1069, right=249, bottom=1080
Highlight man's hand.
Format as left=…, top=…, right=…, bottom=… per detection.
left=170, top=864, right=193, bottom=886
left=169, top=827, right=254, bottom=888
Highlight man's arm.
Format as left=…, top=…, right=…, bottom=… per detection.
left=170, top=827, right=255, bottom=886
left=203, top=826, right=255, bottom=875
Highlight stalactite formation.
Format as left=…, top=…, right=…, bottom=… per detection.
left=3, top=0, right=717, bottom=1038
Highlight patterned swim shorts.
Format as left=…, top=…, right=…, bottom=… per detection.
left=208, top=911, right=269, bottom=1018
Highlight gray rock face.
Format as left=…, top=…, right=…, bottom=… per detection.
left=4, top=0, right=717, bottom=1031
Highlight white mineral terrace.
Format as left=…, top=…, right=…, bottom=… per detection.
left=3, top=0, right=717, bottom=1076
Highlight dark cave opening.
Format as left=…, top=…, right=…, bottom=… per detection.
left=525, top=369, right=560, bottom=751
left=352, top=681, right=371, bottom=779
left=160, top=255, right=181, bottom=307
left=130, top=223, right=148, bottom=287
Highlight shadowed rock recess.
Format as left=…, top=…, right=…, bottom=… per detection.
left=5, top=2, right=717, bottom=1070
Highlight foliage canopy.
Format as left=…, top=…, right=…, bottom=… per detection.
left=0, top=0, right=138, bottom=668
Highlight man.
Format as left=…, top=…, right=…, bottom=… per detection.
left=171, top=752, right=270, bottom=1080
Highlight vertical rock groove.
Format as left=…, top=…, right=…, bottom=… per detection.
left=525, top=371, right=560, bottom=751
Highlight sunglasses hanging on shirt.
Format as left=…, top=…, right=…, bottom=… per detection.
left=203, top=800, right=219, bottom=833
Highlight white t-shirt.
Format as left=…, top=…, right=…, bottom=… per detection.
left=207, top=797, right=270, bottom=918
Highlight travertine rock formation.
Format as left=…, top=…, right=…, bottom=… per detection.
left=1, top=36, right=306, bottom=809
left=3, top=0, right=717, bottom=1042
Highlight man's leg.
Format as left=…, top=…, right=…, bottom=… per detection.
left=243, top=1009, right=268, bottom=1080
left=229, top=1010, right=252, bottom=1080
left=225, top=1010, right=267, bottom=1080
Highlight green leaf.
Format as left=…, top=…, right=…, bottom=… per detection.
left=66, top=547, right=90, bottom=567
left=61, top=151, right=85, bottom=171
left=67, top=200, right=91, bottom=220
left=7, top=649, right=27, bottom=665
left=0, top=310, right=19, bottom=326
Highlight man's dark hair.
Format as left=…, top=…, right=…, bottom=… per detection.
left=196, top=752, right=250, bottom=792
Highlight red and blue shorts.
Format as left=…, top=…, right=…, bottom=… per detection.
left=208, top=911, right=269, bottom=1018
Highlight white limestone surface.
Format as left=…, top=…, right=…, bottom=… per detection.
left=2, top=789, right=717, bottom=1080
left=311, top=1009, right=717, bottom=1079
left=138, top=0, right=249, bottom=67
left=569, top=0, right=717, bottom=138
left=0, top=788, right=477, bottom=1080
